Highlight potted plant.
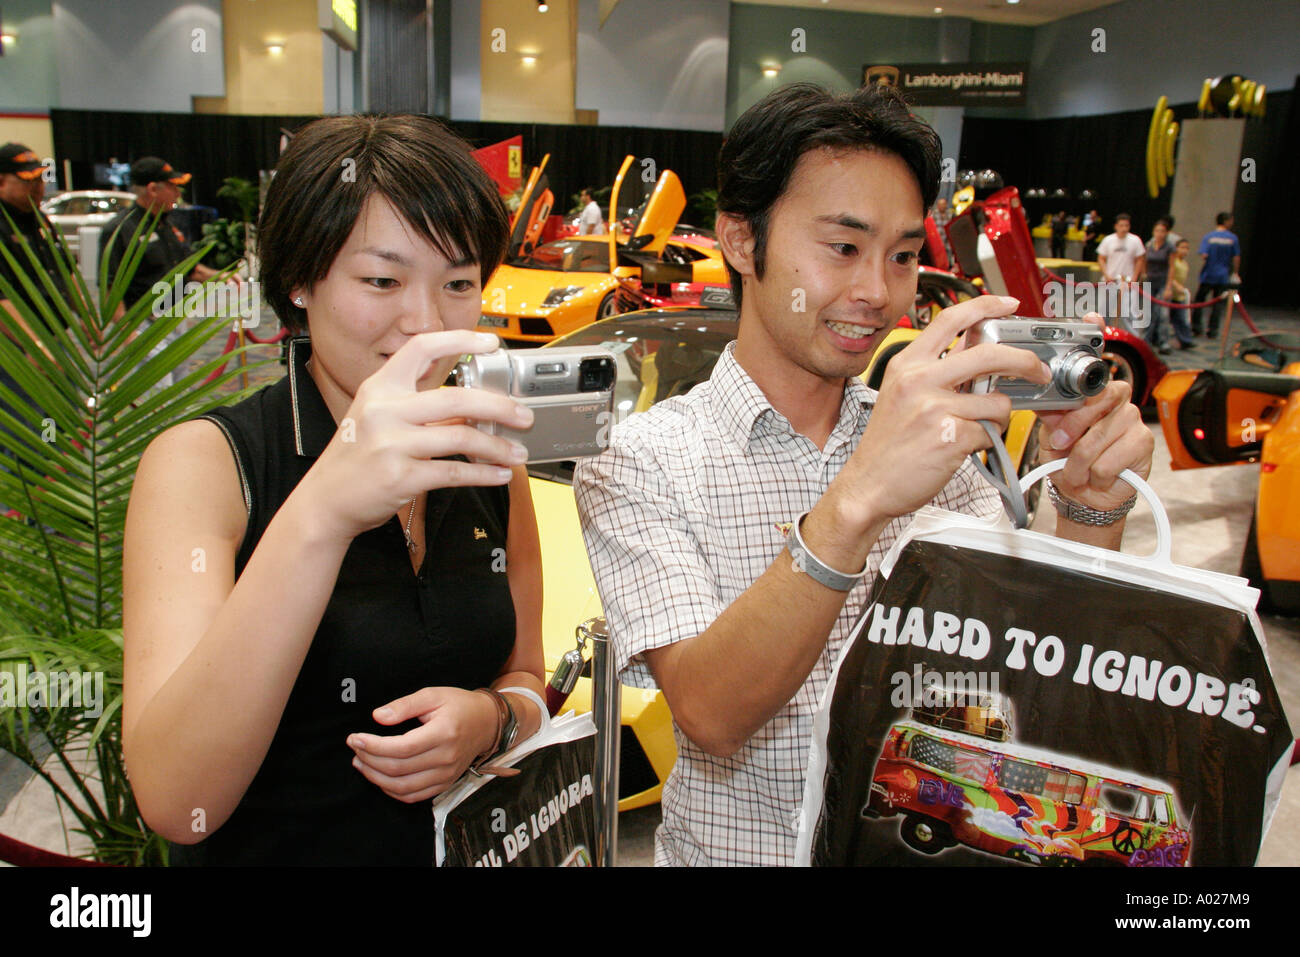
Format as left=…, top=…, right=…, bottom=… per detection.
left=0, top=205, right=271, bottom=865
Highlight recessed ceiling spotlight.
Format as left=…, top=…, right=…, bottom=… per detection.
left=537, top=1, right=549, bottom=11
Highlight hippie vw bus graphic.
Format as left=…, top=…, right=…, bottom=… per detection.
left=862, top=691, right=1191, bottom=866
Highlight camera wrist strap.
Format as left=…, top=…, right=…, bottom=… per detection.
left=968, top=419, right=1029, bottom=530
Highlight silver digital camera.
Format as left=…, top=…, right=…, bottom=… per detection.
left=454, top=347, right=617, bottom=463
left=963, top=318, right=1109, bottom=410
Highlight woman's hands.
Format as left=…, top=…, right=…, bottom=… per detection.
left=298, top=330, right=536, bottom=545
left=346, top=687, right=501, bottom=803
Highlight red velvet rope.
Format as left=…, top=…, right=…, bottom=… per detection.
left=243, top=326, right=288, bottom=346
left=200, top=325, right=289, bottom=386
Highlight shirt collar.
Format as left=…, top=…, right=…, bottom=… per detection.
left=710, top=340, right=875, bottom=449
left=287, top=336, right=338, bottom=458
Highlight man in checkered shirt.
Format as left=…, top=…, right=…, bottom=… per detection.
left=575, top=83, right=1153, bottom=866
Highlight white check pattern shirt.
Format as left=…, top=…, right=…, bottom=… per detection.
left=574, top=342, right=1001, bottom=866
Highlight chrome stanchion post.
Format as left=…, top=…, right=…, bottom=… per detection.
left=1218, top=291, right=1237, bottom=361
left=581, top=616, right=620, bottom=867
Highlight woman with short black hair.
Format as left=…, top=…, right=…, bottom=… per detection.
left=122, top=114, right=545, bottom=865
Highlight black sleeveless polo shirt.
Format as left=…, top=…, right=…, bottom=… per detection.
left=168, top=336, right=516, bottom=866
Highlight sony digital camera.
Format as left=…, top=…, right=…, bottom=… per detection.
left=962, top=317, right=1109, bottom=411
left=454, top=347, right=617, bottom=463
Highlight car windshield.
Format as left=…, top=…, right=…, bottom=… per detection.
left=514, top=240, right=610, bottom=273
left=527, top=314, right=735, bottom=483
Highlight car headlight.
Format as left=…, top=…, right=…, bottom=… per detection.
left=542, top=285, right=585, bottom=307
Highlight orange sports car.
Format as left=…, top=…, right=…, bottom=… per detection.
left=1154, top=330, right=1300, bottom=613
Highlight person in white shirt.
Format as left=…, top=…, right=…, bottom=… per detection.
left=1096, top=213, right=1146, bottom=283
left=576, top=188, right=605, bottom=236
left=1096, top=213, right=1147, bottom=330
left=576, top=81, right=1154, bottom=867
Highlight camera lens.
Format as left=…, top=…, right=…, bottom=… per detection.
left=578, top=357, right=615, bottom=392
left=1055, top=352, right=1109, bottom=398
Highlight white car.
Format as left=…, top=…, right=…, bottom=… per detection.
left=40, top=190, right=136, bottom=256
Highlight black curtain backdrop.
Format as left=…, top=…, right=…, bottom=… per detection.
left=366, top=0, right=429, bottom=114
left=50, top=109, right=319, bottom=216
left=959, top=83, right=1297, bottom=307
left=50, top=110, right=724, bottom=225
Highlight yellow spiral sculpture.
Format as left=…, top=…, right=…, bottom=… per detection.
left=1146, top=96, right=1176, bottom=198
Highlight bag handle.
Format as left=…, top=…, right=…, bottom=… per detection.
left=499, top=685, right=551, bottom=738
left=1018, top=458, right=1174, bottom=565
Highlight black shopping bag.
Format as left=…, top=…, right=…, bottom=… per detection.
left=433, top=694, right=599, bottom=867
left=797, top=463, right=1293, bottom=867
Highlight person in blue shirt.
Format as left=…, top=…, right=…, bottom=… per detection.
left=1191, top=212, right=1240, bottom=338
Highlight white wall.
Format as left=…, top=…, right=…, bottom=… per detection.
left=52, top=0, right=225, bottom=112
left=0, top=0, right=59, bottom=111
left=575, top=0, right=728, bottom=132
left=1028, top=0, right=1299, bottom=118
left=322, top=34, right=354, bottom=114
left=449, top=0, right=480, bottom=120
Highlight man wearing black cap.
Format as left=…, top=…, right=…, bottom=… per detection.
left=100, top=156, right=222, bottom=311
left=0, top=143, right=64, bottom=518
left=0, top=143, right=63, bottom=330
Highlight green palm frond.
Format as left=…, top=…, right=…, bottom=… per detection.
left=0, top=201, right=277, bottom=864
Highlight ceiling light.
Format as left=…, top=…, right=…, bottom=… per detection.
left=265, top=41, right=285, bottom=54
left=537, top=1, right=549, bottom=10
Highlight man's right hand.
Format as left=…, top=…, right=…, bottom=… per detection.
left=810, top=294, right=1051, bottom=560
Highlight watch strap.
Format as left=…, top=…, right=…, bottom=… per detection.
left=785, top=510, right=869, bottom=592
left=1046, top=478, right=1138, bottom=527
left=469, top=688, right=521, bottom=778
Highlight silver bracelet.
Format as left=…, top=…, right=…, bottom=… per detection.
left=1046, top=478, right=1137, bottom=527
left=785, top=510, right=869, bottom=591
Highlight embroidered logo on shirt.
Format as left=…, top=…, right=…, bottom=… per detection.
left=474, top=527, right=487, bottom=540
left=775, top=521, right=793, bottom=538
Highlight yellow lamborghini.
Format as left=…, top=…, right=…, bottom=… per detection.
left=479, top=155, right=728, bottom=346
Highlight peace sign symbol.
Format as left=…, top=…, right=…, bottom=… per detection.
left=1112, top=824, right=1143, bottom=855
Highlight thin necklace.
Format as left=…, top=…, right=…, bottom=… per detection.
left=403, top=497, right=418, bottom=552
